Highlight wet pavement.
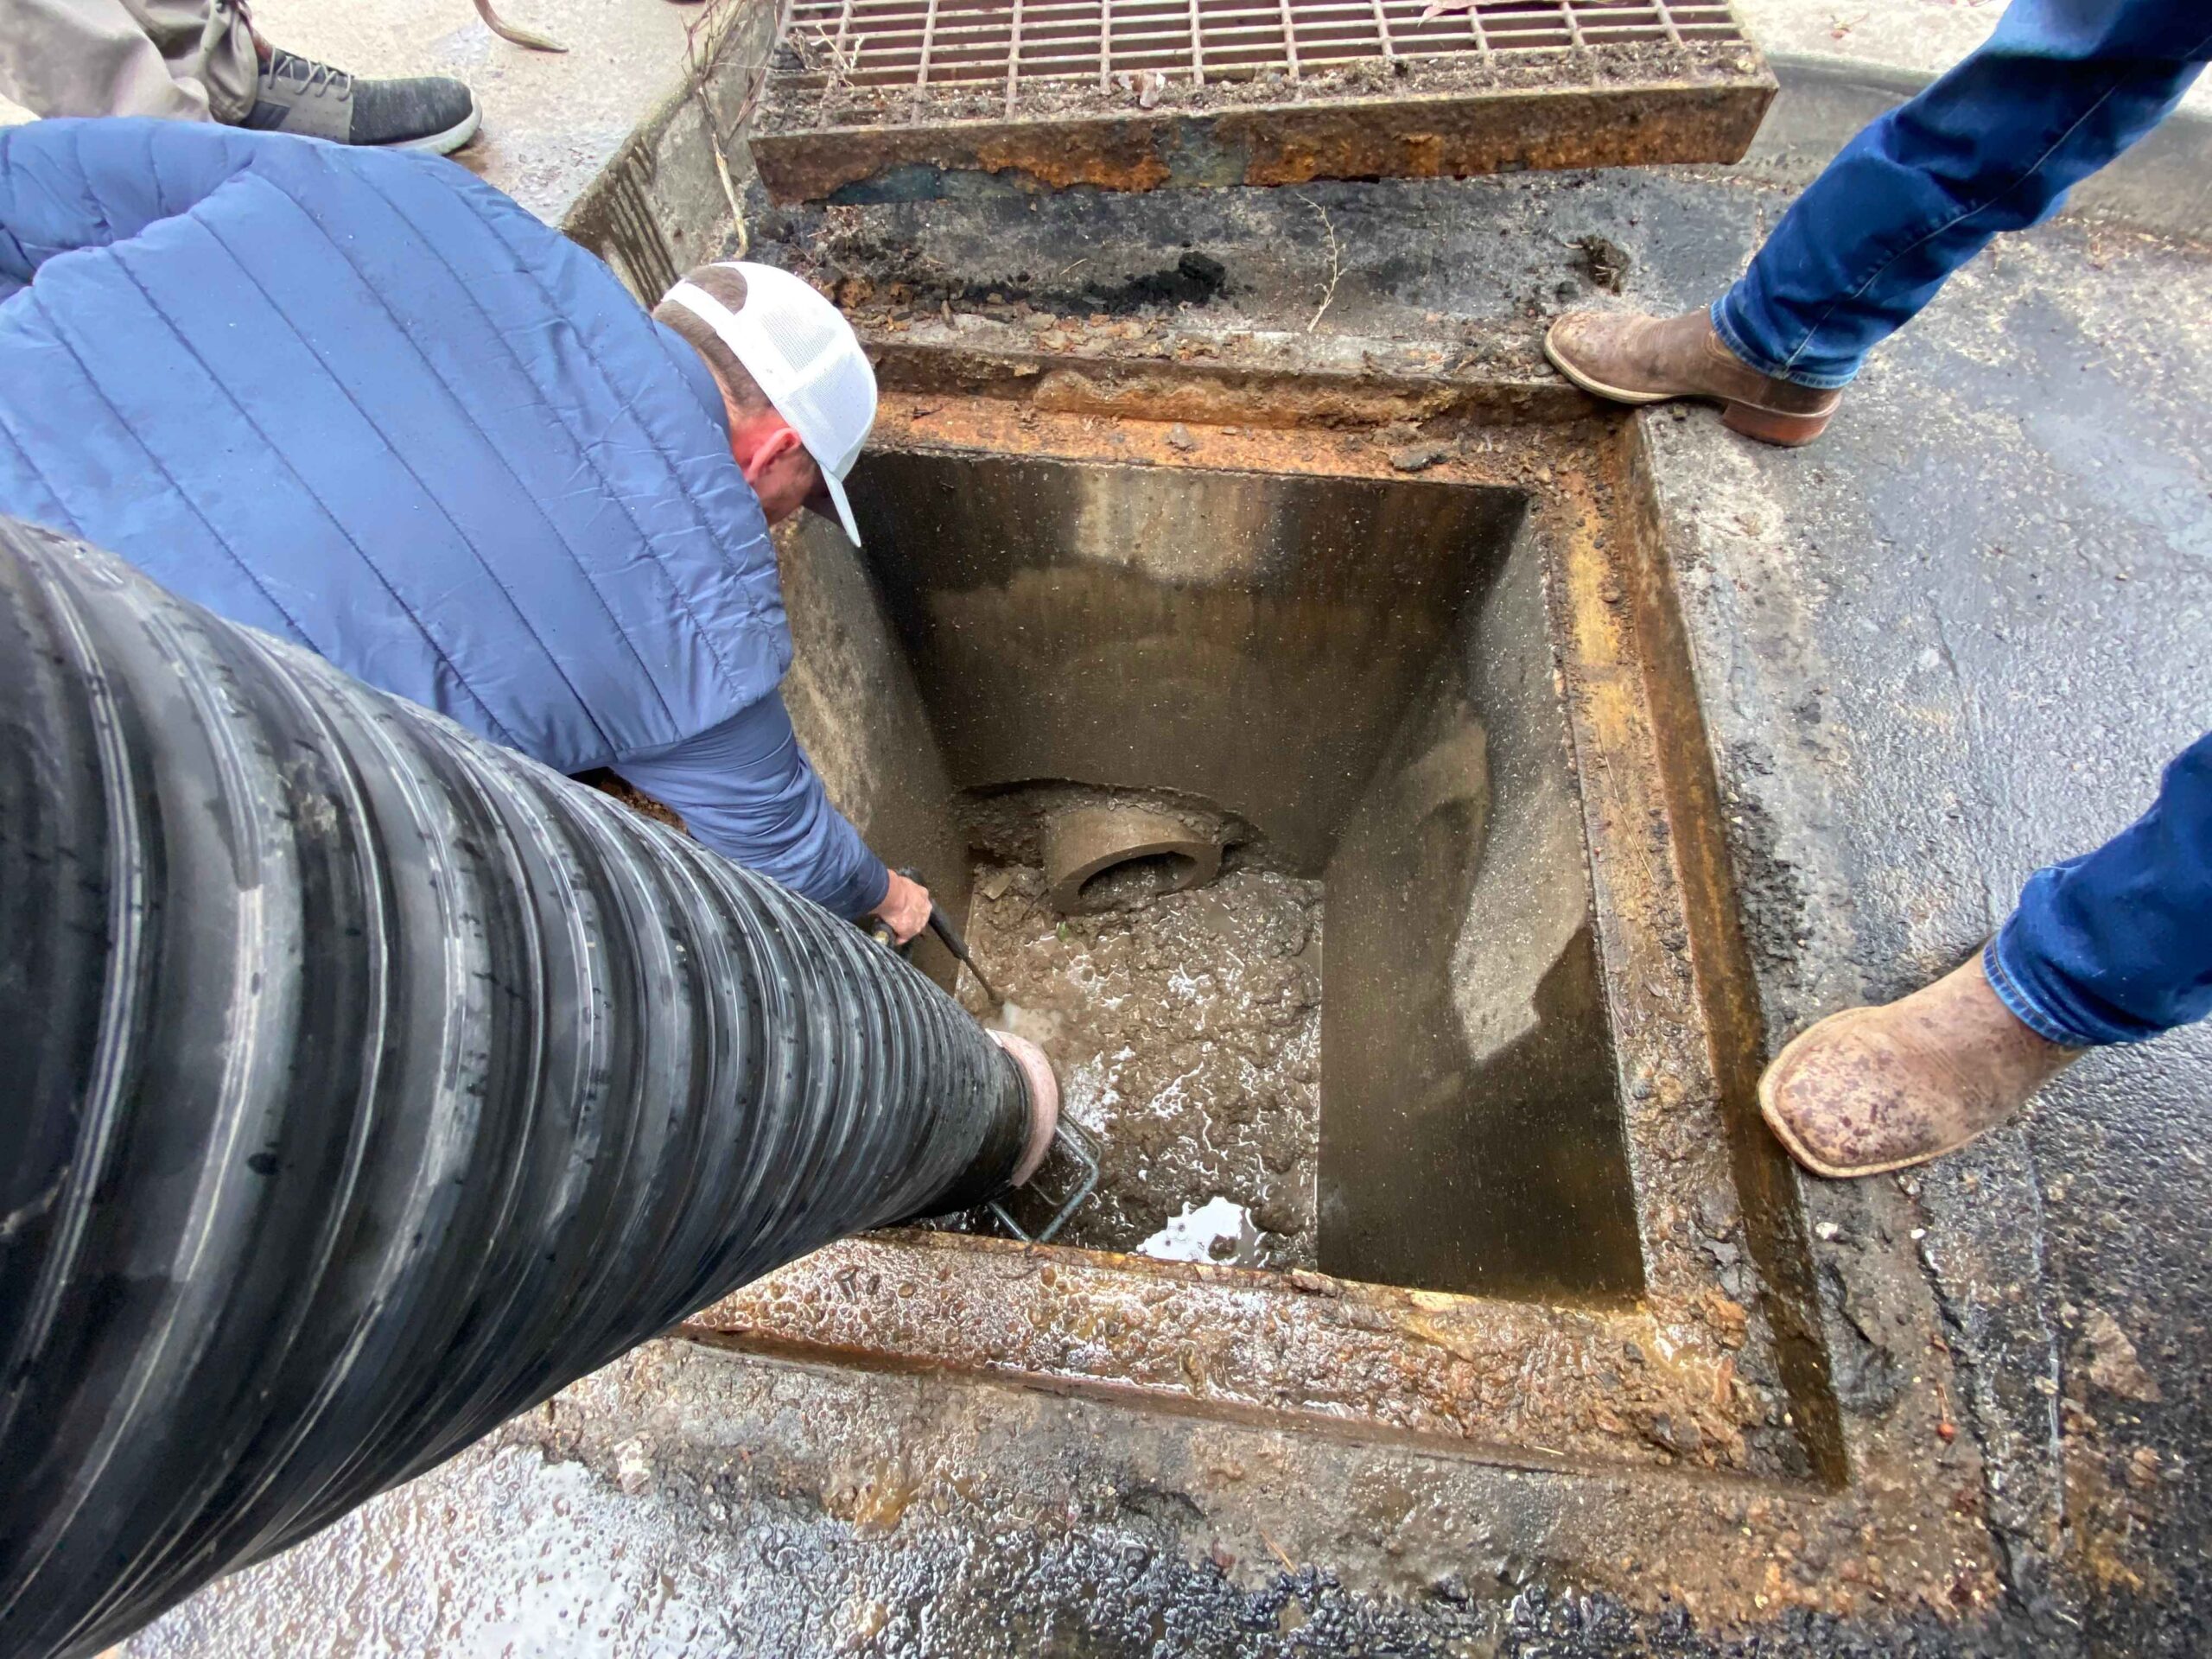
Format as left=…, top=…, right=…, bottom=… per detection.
left=1642, top=210, right=2212, bottom=1653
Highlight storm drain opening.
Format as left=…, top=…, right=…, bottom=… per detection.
left=1044, top=799, right=1225, bottom=913
left=784, top=444, right=1646, bottom=1303
left=750, top=0, right=1773, bottom=202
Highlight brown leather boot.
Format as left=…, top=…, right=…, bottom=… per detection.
left=1544, top=308, right=1843, bottom=447
left=1758, top=955, right=2083, bottom=1178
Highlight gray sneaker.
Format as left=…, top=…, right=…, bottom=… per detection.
left=244, top=48, right=481, bottom=154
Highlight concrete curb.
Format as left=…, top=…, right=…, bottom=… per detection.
left=1747, top=49, right=2212, bottom=242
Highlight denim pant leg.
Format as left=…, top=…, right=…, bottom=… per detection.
left=1987, top=734, right=2212, bottom=1047
left=1713, top=0, right=2212, bottom=389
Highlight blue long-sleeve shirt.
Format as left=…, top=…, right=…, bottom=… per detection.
left=0, top=118, right=885, bottom=918
left=614, top=693, right=887, bottom=918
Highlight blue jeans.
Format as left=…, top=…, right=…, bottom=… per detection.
left=1714, top=0, right=2212, bottom=387
left=1986, top=735, right=2212, bottom=1046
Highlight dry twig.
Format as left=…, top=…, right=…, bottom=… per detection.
left=1255, top=1524, right=1298, bottom=1574
left=473, top=0, right=566, bottom=52
left=682, top=0, right=797, bottom=257
left=802, top=22, right=866, bottom=86
left=1297, top=193, right=1341, bottom=333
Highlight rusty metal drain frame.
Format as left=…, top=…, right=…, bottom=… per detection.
left=752, top=0, right=1774, bottom=201
left=683, top=344, right=2018, bottom=1618
left=675, top=349, right=2022, bottom=1634
left=706, top=364, right=1834, bottom=1471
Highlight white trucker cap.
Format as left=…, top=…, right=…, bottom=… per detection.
left=664, top=262, right=877, bottom=547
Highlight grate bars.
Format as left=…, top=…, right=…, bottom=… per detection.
left=782, top=0, right=1740, bottom=95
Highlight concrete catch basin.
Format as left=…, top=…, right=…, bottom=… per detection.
left=847, top=442, right=1639, bottom=1304
left=687, top=350, right=1845, bottom=1491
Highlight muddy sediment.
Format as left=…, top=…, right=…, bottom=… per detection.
left=950, top=860, right=1323, bottom=1267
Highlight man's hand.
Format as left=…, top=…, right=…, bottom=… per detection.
left=871, top=870, right=932, bottom=946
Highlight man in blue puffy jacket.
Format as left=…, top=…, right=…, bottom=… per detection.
left=0, top=117, right=933, bottom=941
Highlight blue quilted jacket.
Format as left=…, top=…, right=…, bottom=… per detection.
left=0, top=118, right=886, bottom=918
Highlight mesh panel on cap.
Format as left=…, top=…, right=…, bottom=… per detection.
left=739, top=270, right=833, bottom=362
left=815, top=352, right=874, bottom=475
left=755, top=306, right=838, bottom=384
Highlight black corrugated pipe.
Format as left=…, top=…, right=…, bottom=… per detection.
left=0, top=516, right=1058, bottom=1659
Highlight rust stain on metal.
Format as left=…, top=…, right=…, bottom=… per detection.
left=1028, top=364, right=1463, bottom=426
left=1607, top=416, right=1851, bottom=1480
left=752, top=14, right=1775, bottom=203
left=971, top=126, right=1174, bottom=191
left=753, top=0, right=1774, bottom=200
left=1223, top=82, right=1770, bottom=186
left=691, top=1230, right=1742, bottom=1471
left=752, top=81, right=1771, bottom=201
left=870, top=346, right=1577, bottom=427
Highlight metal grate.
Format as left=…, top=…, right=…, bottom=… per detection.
left=752, top=0, right=1770, bottom=201
left=781, top=0, right=1741, bottom=101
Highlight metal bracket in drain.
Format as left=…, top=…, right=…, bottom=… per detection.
left=990, top=1117, right=1103, bottom=1244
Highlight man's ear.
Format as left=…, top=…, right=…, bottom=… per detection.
left=734, top=423, right=807, bottom=485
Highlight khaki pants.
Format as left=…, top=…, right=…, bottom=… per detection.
left=0, top=0, right=257, bottom=123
